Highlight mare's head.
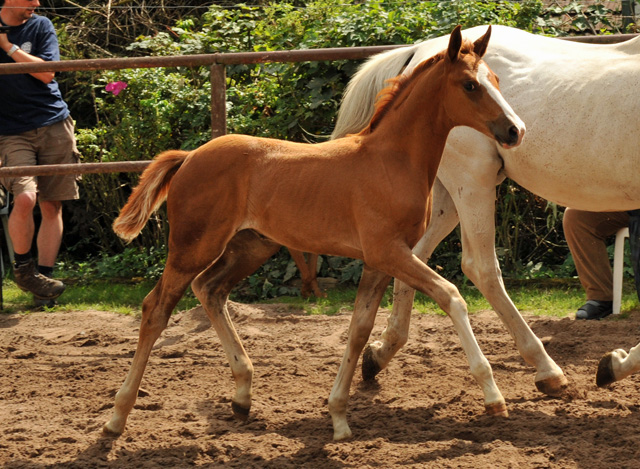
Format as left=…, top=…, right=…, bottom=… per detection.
left=440, top=25, right=525, bottom=149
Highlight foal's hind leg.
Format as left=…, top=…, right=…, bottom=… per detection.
left=191, top=230, right=281, bottom=420
left=328, top=266, right=392, bottom=440
left=104, top=269, right=195, bottom=435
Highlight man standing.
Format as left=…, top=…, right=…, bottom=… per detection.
left=564, top=209, right=640, bottom=320
left=0, top=0, right=79, bottom=304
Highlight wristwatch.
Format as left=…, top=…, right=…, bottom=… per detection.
left=7, top=44, right=19, bottom=57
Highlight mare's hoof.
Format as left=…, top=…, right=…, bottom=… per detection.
left=596, top=352, right=616, bottom=387
left=485, top=402, right=509, bottom=417
left=231, top=401, right=250, bottom=421
left=102, top=422, right=123, bottom=437
left=535, top=374, right=569, bottom=397
left=333, top=426, right=353, bottom=441
left=361, top=346, right=381, bottom=381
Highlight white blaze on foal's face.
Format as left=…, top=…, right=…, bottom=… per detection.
left=477, top=62, right=526, bottom=148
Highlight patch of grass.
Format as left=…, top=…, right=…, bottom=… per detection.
left=260, top=279, right=639, bottom=318
left=0, top=278, right=199, bottom=315
left=262, top=287, right=362, bottom=316
left=1, top=277, right=637, bottom=319
left=413, top=279, right=639, bottom=317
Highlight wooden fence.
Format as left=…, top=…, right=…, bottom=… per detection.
left=0, top=32, right=637, bottom=179
left=0, top=33, right=637, bottom=308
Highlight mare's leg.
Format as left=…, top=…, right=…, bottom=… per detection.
left=366, top=244, right=506, bottom=422
left=104, top=266, right=197, bottom=435
left=328, top=266, right=392, bottom=440
left=363, top=178, right=460, bottom=379
left=437, top=147, right=567, bottom=396
left=289, top=249, right=324, bottom=298
left=191, top=230, right=281, bottom=419
left=597, top=341, right=640, bottom=386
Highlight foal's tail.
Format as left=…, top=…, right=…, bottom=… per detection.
left=113, top=150, right=189, bottom=242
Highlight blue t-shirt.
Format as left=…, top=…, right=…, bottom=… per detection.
left=0, top=14, right=69, bottom=135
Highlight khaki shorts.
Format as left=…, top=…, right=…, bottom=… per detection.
left=0, top=115, right=80, bottom=201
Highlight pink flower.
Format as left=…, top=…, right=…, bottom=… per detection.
left=105, top=81, right=128, bottom=96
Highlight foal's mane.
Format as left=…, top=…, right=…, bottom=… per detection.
left=359, top=39, right=476, bottom=135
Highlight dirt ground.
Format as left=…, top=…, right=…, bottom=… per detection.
left=1, top=302, right=639, bottom=469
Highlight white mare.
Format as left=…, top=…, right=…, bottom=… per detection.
left=333, top=25, right=640, bottom=399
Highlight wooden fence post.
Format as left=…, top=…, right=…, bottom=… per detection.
left=210, top=64, right=227, bottom=138
left=621, top=0, right=636, bottom=30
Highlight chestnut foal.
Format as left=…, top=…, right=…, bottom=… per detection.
left=104, top=26, right=524, bottom=441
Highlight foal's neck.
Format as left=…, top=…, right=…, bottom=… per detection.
left=365, top=66, right=453, bottom=183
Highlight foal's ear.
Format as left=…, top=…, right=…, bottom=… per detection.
left=473, top=25, right=492, bottom=58
left=447, top=25, right=463, bottom=63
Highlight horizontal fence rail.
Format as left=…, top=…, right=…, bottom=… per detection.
left=0, top=33, right=637, bottom=179
left=0, top=44, right=410, bottom=75
left=0, top=34, right=635, bottom=76
left=0, top=161, right=152, bottom=177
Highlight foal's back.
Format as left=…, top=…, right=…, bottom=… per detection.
left=168, top=132, right=430, bottom=260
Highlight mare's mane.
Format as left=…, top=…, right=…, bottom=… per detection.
left=359, top=39, right=476, bottom=135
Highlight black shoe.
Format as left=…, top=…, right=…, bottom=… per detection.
left=13, top=261, right=65, bottom=300
left=575, top=300, right=613, bottom=320
left=33, top=297, right=58, bottom=309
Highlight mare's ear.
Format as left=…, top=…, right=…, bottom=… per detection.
left=447, top=25, right=463, bottom=63
left=473, top=25, right=492, bottom=58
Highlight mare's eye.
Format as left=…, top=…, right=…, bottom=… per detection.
left=463, top=81, right=477, bottom=92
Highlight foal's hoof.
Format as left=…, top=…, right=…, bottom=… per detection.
left=596, top=352, right=616, bottom=387
left=231, top=401, right=251, bottom=421
left=362, top=346, right=381, bottom=381
left=535, top=374, right=569, bottom=397
left=485, top=402, right=509, bottom=418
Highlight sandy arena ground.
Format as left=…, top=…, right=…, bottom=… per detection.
left=1, top=302, right=639, bottom=468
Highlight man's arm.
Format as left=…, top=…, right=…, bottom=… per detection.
left=0, top=32, right=56, bottom=84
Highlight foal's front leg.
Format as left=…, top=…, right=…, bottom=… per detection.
left=369, top=245, right=507, bottom=418
left=363, top=178, right=459, bottom=379
left=328, top=266, right=392, bottom=441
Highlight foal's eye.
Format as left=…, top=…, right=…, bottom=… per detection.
left=463, top=81, right=477, bottom=92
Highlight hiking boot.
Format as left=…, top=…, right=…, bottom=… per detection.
left=13, top=261, right=65, bottom=300
left=575, top=300, right=613, bottom=320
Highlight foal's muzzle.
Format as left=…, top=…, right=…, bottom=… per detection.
left=492, top=116, right=525, bottom=149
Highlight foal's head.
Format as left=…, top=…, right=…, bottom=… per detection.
left=440, top=25, right=525, bottom=149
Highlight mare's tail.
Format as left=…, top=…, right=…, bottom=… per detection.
left=113, top=150, right=189, bottom=242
